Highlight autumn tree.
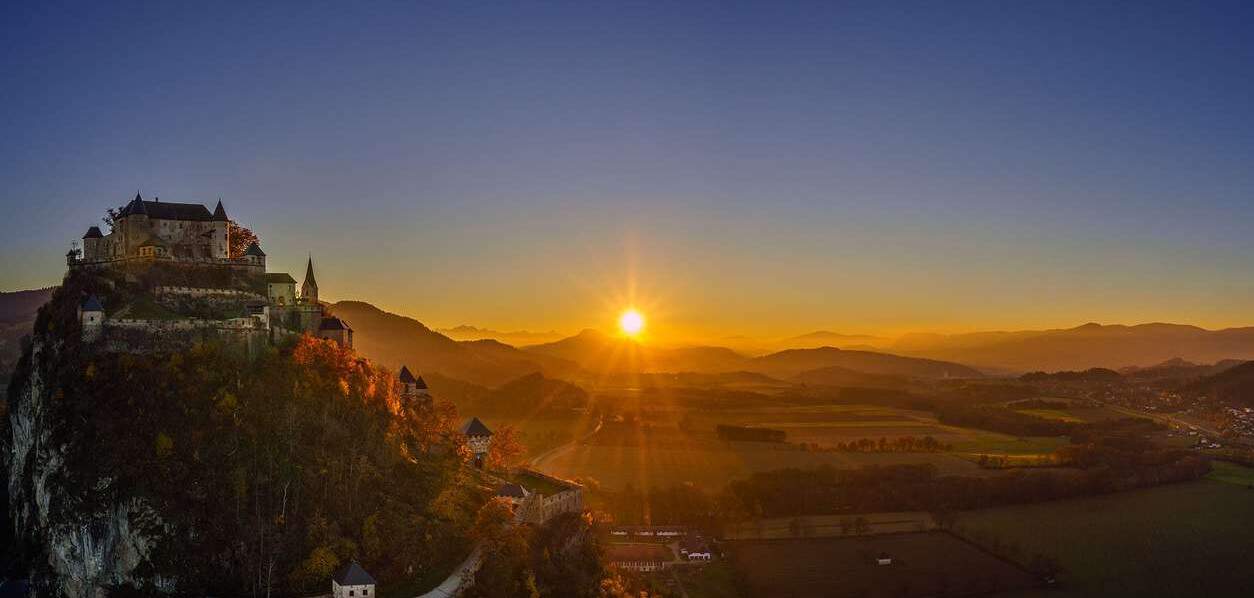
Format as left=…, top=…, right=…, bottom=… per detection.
left=228, top=220, right=259, bottom=258
left=487, top=424, right=526, bottom=471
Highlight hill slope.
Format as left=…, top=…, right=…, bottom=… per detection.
left=524, top=330, right=982, bottom=379
left=1182, top=361, right=1254, bottom=406
left=330, top=301, right=580, bottom=386
left=5, top=277, right=475, bottom=596
left=522, top=329, right=746, bottom=373
left=895, top=323, right=1254, bottom=372
left=749, top=347, right=984, bottom=379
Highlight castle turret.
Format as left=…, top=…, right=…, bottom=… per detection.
left=301, top=257, right=319, bottom=304
left=243, top=241, right=265, bottom=267
left=82, top=226, right=103, bottom=261
left=399, top=365, right=418, bottom=395
left=212, top=199, right=229, bottom=259
left=122, top=193, right=149, bottom=257
left=398, top=366, right=432, bottom=399
left=78, top=294, right=104, bottom=342
left=461, top=417, right=493, bottom=468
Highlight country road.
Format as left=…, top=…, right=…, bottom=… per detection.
left=527, top=415, right=603, bottom=470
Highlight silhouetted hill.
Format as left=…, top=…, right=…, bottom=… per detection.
left=1120, top=358, right=1246, bottom=382
left=521, top=329, right=746, bottom=373
left=0, top=287, right=55, bottom=381
left=748, top=347, right=984, bottom=379
left=894, top=323, right=1254, bottom=372
left=793, top=365, right=912, bottom=389
left=1182, top=361, right=1254, bottom=406
left=781, top=331, right=890, bottom=349
left=329, top=301, right=580, bottom=386
left=437, top=324, right=565, bottom=345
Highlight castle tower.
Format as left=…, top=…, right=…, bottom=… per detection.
left=399, top=365, right=418, bottom=396
left=243, top=241, right=266, bottom=267
left=123, top=192, right=149, bottom=256
left=301, top=257, right=319, bottom=304
left=460, top=417, right=493, bottom=468
left=82, top=226, right=103, bottom=261
left=78, top=294, right=104, bottom=342
left=212, top=199, right=229, bottom=259
left=398, top=366, right=432, bottom=400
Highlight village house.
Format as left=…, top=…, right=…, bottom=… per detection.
left=331, top=561, right=376, bottom=598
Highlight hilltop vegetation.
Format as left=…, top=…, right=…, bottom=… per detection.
left=4, top=277, right=481, bottom=596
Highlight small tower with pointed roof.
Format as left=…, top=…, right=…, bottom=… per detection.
left=301, top=256, right=319, bottom=304
left=81, top=226, right=103, bottom=261
left=78, top=295, right=104, bottom=342
left=461, top=417, right=494, bottom=468
left=211, top=199, right=229, bottom=259
left=243, top=241, right=265, bottom=267
left=398, top=366, right=431, bottom=400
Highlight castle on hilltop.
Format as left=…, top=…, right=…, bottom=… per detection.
left=70, top=193, right=352, bottom=350
left=75, top=193, right=234, bottom=265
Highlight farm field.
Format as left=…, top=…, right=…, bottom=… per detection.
left=725, top=532, right=1038, bottom=597
left=686, top=403, right=1067, bottom=455
left=724, top=511, right=933, bottom=540
left=537, top=438, right=986, bottom=490
left=532, top=402, right=1077, bottom=489
left=955, top=471, right=1254, bottom=597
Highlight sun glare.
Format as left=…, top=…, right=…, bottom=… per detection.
left=618, top=309, right=645, bottom=337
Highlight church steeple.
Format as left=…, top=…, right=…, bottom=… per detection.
left=301, top=256, right=319, bottom=304
left=212, top=199, right=228, bottom=221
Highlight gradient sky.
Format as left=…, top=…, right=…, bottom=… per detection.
left=3, top=1, right=1254, bottom=340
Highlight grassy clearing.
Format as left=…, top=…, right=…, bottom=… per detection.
left=955, top=474, right=1254, bottom=597
left=672, top=561, right=744, bottom=598
left=1207, top=459, right=1254, bottom=487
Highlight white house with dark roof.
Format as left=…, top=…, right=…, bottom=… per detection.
left=331, top=561, right=376, bottom=598
left=461, top=417, right=493, bottom=467
left=319, top=316, right=353, bottom=348
left=78, top=295, right=104, bottom=342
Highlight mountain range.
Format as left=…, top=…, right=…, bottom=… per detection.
left=7, top=287, right=1254, bottom=385
left=436, top=324, right=566, bottom=346
left=328, top=301, right=580, bottom=386
left=519, top=328, right=982, bottom=380
left=893, top=323, right=1254, bottom=372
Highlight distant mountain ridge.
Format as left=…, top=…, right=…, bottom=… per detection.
left=894, top=322, right=1254, bottom=372
left=437, top=324, right=566, bottom=345
left=329, top=301, right=580, bottom=386
left=523, top=330, right=983, bottom=379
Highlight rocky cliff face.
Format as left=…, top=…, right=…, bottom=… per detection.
left=7, top=335, right=169, bottom=597
left=5, top=271, right=477, bottom=597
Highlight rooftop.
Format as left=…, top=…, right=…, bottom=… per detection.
left=606, top=544, right=674, bottom=563
left=265, top=273, right=296, bottom=284
left=460, top=417, right=492, bottom=437
left=120, top=196, right=215, bottom=221
left=320, top=316, right=351, bottom=331
left=332, top=561, right=376, bottom=586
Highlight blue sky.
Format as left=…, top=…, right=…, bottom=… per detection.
left=3, top=1, right=1254, bottom=337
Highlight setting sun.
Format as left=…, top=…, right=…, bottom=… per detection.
left=618, top=309, right=645, bottom=336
